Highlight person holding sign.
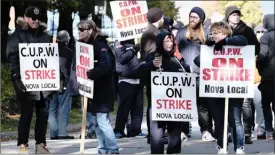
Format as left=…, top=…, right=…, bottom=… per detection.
left=176, top=7, right=216, bottom=142
left=194, top=21, right=248, bottom=154
left=143, top=29, right=190, bottom=154
left=77, top=20, right=119, bottom=154
left=6, top=6, right=52, bottom=154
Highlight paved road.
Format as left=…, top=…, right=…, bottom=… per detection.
left=1, top=120, right=274, bottom=154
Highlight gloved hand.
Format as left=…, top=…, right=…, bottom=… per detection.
left=87, top=69, right=93, bottom=80
left=214, top=39, right=226, bottom=51
left=205, top=40, right=215, bottom=46
left=13, top=79, right=27, bottom=94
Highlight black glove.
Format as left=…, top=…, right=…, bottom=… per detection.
left=214, top=39, right=226, bottom=51
left=205, top=40, right=215, bottom=46
left=193, top=55, right=200, bottom=67
left=87, top=69, right=93, bottom=79
left=13, top=79, right=27, bottom=94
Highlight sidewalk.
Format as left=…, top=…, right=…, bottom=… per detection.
left=1, top=121, right=274, bottom=154
left=1, top=108, right=274, bottom=154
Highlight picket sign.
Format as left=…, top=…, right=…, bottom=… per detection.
left=110, top=0, right=148, bottom=41
left=75, top=42, right=94, bottom=153
left=199, top=45, right=255, bottom=153
left=80, top=96, right=88, bottom=154
left=151, top=72, right=198, bottom=121
left=19, top=43, right=60, bottom=91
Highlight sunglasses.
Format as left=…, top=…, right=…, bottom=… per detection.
left=256, top=31, right=265, bottom=34
left=78, top=28, right=89, bottom=32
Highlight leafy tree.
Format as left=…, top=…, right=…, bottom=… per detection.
left=146, top=0, right=179, bottom=20
left=218, top=1, right=263, bottom=25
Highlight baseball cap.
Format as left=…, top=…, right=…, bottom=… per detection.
left=24, top=6, right=41, bottom=20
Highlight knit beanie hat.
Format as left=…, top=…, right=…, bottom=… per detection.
left=189, top=7, right=206, bottom=23
left=225, top=6, right=241, bottom=22
left=147, top=8, right=164, bottom=23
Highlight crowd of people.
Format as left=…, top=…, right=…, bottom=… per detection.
left=6, top=4, right=274, bottom=155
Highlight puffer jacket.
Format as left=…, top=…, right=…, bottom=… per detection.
left=6, top=18, right=53, bottom=100
left=256, top=14, right=275, bottom=81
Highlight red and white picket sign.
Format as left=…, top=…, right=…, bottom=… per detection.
left=199, top=45, right=255, bottom=98
left=110, top=0, right=148, bottom=41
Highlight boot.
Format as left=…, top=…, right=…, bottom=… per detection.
left=18, top=144, right=29, bottom=154
left=35, top=143, right=50, bottom=154
left=245, top=136, right=253, bottom=144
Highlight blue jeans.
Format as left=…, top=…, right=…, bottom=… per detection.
left=92, top=113, right=119, bottom=154
left=229, top=99, right=244, bottom=151
left=209, top=98, right=244, bottom=151
left=87, top=112, right=95, bottom=134
left=48, top=89, right=72, bottom=137
left=253, top=83, right=265, bottom=133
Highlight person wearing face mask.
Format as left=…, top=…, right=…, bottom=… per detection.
left=145, top=29, right=190, bottom=154
left=176, top=6, right=215, bottom=142
left=194, top=21, right=248, bottom=154
left=6, top=6, right=53, bottom=154
left=140, top=7, right=165, bottom=144
left=225, top=5, right=261, bottom=144
left=77, top=19, right=119, bottom=154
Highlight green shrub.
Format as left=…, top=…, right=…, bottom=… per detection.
left=1, top=63, right=19, bottom=116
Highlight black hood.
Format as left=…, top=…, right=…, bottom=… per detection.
left=263, top=14, right=274, bottom=31
left=156, top=29, right=174, bottom=55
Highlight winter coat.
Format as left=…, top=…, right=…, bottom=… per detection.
left=114, top=41, right=140, bottom=80
left=58, top=43, right=73, bottom=93
left=256, top=14, right=275, bottom=81
left=86, top=35, right=116, bottom=114
left=193, top=35, right=248, bottom=67
left=175, top=26, right=210, bottom=74
left=140, top=23, right=160, bottom=61
left=144, top=30, right=191, bottom=108
left=231, top=20, right=260, bottom=55
left=6, top=20, right=53, bottom=101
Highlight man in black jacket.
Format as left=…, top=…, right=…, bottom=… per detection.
left=113, top=39, right=146, bottom=138
left=140, top=7, right=164, bottom=143
left=256, top=14, right=275, bottom=140
left=48, top=30, right=74, bottom=140
left=225, top=5, right=261, bottom=144
left=77, top=19, right=119, bottom=154
left=6, top=6, right=52, bottom=154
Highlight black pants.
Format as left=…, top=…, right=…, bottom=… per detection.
left=17, top=96, right=48, bottom=146
left=259, top=80, right=275, bottom=132
left=149, top=108, right=181, bottom=154
left=195, top=81, right=213, bottom=134
left=114, top=82, right=144, bottom=136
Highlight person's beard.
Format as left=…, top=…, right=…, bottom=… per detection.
left=189, top=21, right=201, bottom=30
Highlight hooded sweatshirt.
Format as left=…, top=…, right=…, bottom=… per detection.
left=256, top=14, right=275, bottom=80
left=225, top=7, right=260, bottom=55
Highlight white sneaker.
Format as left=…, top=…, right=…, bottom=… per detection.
left=202, top=131, right=216, bottom=142
left=236, top=147, right=245, bottom=154
left=181, top=132, right=188, bottom=142
left=217, top=146, right=227, bottom=154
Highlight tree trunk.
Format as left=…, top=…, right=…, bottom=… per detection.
left=58, top=6, right=75, bottom=49
left=1, top=0, right=11, bottom=63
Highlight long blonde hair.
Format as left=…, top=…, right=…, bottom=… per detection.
left=185, top=23, right=206, bottom=44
